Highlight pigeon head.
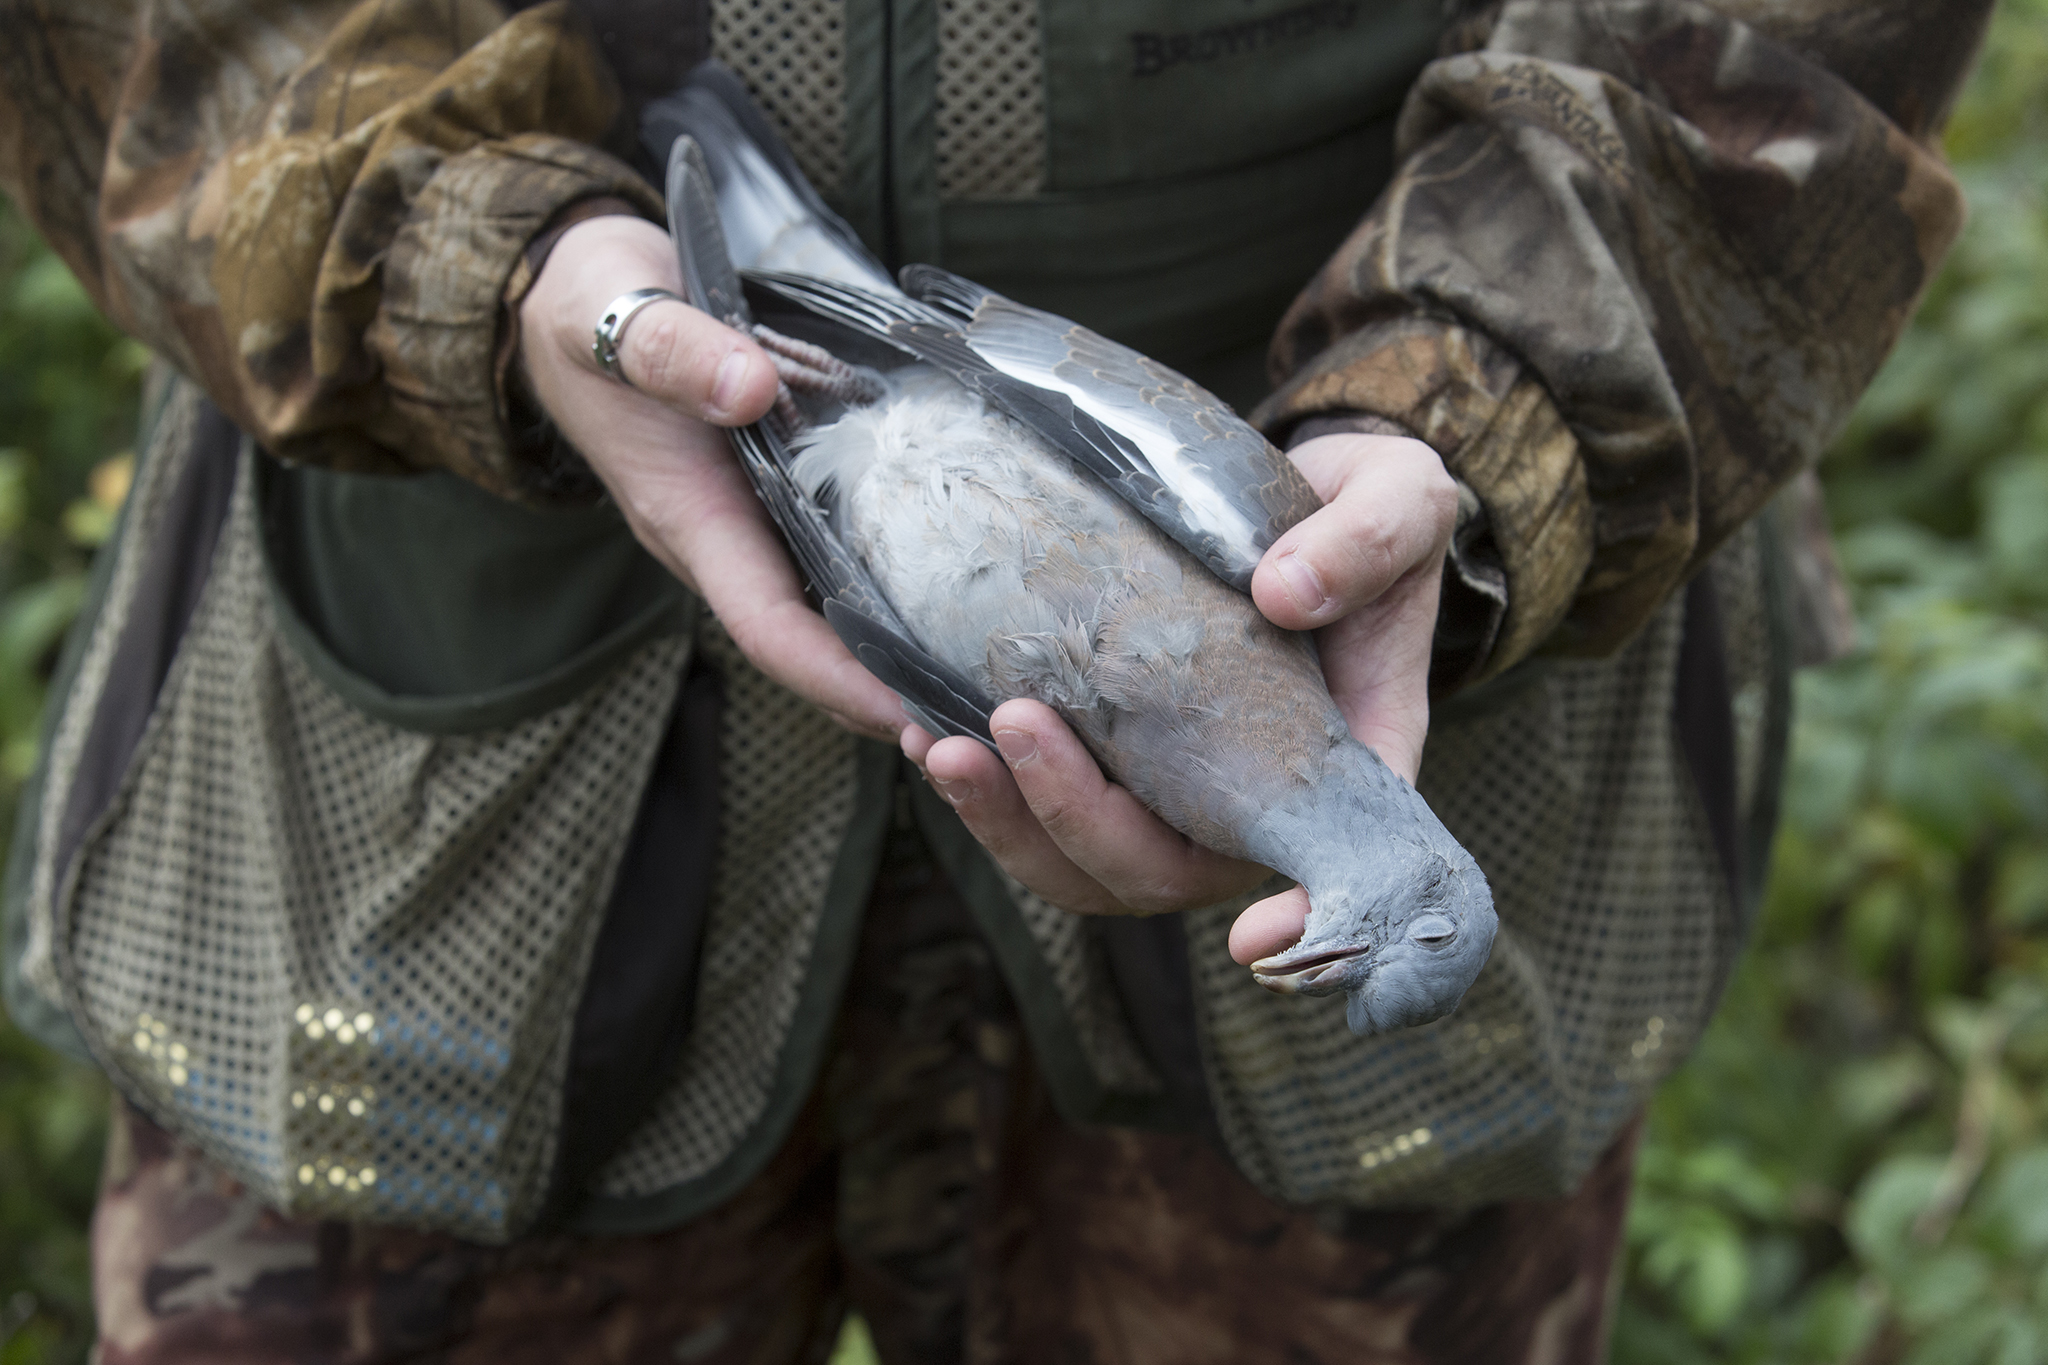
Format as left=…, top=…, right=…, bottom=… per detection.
left=1251, top=838, right=1495, bottom=1036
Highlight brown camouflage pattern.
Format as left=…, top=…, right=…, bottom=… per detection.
left=1259, top=0, right=1985, bottom=673
left=92, top=821, right=1637, bottom=1364
left=0, top=0, right=661, bottom=499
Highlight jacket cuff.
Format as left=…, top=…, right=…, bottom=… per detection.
left=1254, top=315, right=1593, bottom=682
left=370, top=137, right=664, bottom=501
left=497, top=194, right=652, bottom=502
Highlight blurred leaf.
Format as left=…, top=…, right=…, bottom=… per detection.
left=0, top=575, right=85, bottom=682
left=1847, top=878, right=1913, bottom=975
left=0, top=450, right=27, bottom=541
left=1982, top=456, right=2048, bottom=594
left=56, top=501, right=113, bottom=550
left=7, top=254, right=96, bottom=326
left=1639, top=1203, right=1752, bottom=1333
left=1832, top=1047, right=1939, bottom=1131
left=1895, top=1247, right=1994, bottom=1329
left=1902, top=1305, right=2021, bottom=1365
left=1983, top=1147, right=2048, bottom=1251
left=1991, top=846, right=2048, bottom=928
left=1794, top=1277, right=1887, bottom=1363
left=1849, top=1155, right=1946, bottom=1270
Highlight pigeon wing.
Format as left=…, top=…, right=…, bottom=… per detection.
left=666, top=136, right=751, bottom=330
left=644, top=62, right=894, bottom=290
left=728, top=424, right=998, bottom=748
left=754, top=269, right=1321, bottom=592
left=664, top=140, right=998, bottom=749
left=905, top=266, right=1325, bottom=590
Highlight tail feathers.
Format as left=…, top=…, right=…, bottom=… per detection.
left=643, top=63, right=894, bottom=292
left=666, top=137, right=749, bottom=330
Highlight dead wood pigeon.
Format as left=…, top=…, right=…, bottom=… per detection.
left=642, top=67, right=1496, bottom=1036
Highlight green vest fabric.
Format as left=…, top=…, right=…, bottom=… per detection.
left=845, top=0, right=1442, bottom=393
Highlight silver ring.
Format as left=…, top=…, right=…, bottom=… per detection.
left=592, top=287, right=683, bottom=387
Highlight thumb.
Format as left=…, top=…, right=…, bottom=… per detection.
left=616, top=298, right=780, bottom=427
left=1313, top=568, right=1439, bottom=786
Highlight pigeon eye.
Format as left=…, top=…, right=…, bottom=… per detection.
left=1409, top=914, right=1456, bottom=947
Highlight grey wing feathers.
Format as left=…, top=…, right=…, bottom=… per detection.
left=642, top=62, right=894, bottom=290
left=665, top=137, right=750, bottom=330
left=726, top=422, right=999, bottom=748
left=656, top=125, right=998, bottom=749
left=756, top=270, right=1302, bottom=591
left=903, top=266, right=1325, bottom=587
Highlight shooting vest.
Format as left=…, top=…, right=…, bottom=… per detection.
left=4, top=0, right=1789, bottom=1244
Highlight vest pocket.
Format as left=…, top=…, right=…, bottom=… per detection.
left=30, top=381, right=701, bottom=1241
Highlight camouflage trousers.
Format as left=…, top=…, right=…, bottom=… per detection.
left=91, top=816, right=1639, bottom=1365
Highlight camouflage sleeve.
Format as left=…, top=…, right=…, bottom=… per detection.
left=1256, top=0, right=1988, bottom=679
left=0, top=0, right=663, bottom=498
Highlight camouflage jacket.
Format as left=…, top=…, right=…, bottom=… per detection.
left=0, top=0, right=1985, bottom=679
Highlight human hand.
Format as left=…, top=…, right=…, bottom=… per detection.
left=518, top=214, right=906, bottom=740
left=905, top=433, right=1457, bottom=949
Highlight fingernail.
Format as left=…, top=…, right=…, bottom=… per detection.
left=710, top=351, right=751, bottom=415
left=994, top=729, right=1038, bottom=767
left=1274, top=552, right=1330, bottom=618
left=933, top=776, right=974, bottom=807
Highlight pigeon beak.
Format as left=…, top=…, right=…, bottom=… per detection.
left=1250, top=940, right=1371, bottom=997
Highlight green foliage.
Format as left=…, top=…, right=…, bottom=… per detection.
left=1615, top=5, right=2048, bottom=1360
left=0, top=202, right=132, bottom=1365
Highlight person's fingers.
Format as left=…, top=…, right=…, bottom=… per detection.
left=512, top=216, right=901, bottom=739
left=899, top=725, right=937, bottom=768
left=1312, top=566, right=1442, bottom=785
left=1250, top=433, right=1457, bottom=633
left=520, top=214, right=778, bottom=428
left=616, top=299, right=780, bottom=426
left=1227, top=885, right=1312, bottom=965
left=604, top=427, right=905, bottom=740
left=918, top=731, right=1136, bottom=915
left=974, top=699, right=1270, bottom=914
left=1244, top=432, right=1455, bottom=784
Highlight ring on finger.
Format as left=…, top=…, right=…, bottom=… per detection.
left=592, top=287, right=683, bottom=387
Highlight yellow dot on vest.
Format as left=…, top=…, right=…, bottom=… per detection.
left=328, top=1167, right=346, bottom=1186
left=323, top=1009, right=344, bottom=1030
left=298, top=1165, right=315, bottom=1184
left=355, top=1013, right=374, bottom=1033
left=317, top=1094, right=335, bottom=1114
left=335, top=1024, right=357, bottom=1045
left=295, top=1004, right=315, bottom=1025
left=360, top=1168, right=377, bottom=1186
